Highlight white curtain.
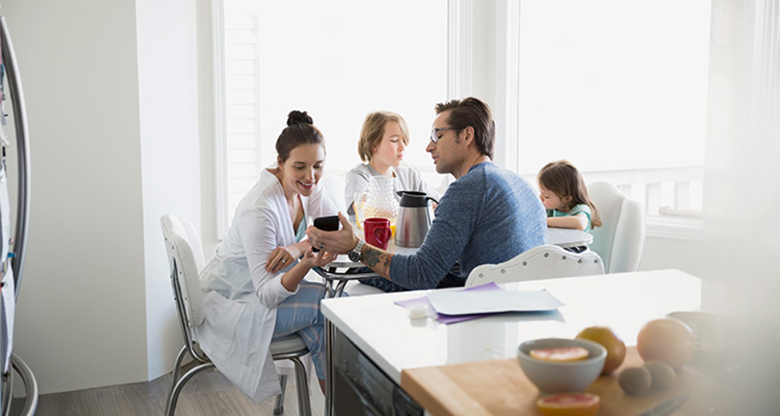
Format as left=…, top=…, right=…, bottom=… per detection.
left=705, top=0, right=780, bottom=281
left=705, top=2, right=780, bottom=413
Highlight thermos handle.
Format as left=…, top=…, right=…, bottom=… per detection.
left=397, top=190, right=439, bottom=205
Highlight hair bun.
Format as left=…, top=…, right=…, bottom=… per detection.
left=287, top=110, right=314, bottom=127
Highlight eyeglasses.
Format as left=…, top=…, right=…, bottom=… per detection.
left=430, top=127, right=458, bottom=144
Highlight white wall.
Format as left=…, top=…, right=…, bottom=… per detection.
left=136, top=0, right=201, bottom=380
left=4, top=0, right=202, bottom=393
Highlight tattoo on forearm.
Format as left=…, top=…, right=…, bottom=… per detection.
left=362, top=246, right=393, bottom=279
left=362, top=247, right=381, bottom=268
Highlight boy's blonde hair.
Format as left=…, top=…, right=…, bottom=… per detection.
left=358, top=111, right=410, bottom=162
left=538, top=160, right=602, bottom=229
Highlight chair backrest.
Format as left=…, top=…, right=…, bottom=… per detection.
left=465, top=245, right=604, bottom=287
left=182, top=218, right=206, bottom=272
left=587, top=182, right=645, bottom=273
left=161, top=215, right=205, bottom=329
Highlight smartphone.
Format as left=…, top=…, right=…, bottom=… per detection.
left=312, top=215, right=340, bottom=252
left=314, top=215, right=340, bottom=231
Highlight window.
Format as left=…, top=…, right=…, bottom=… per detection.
left=515, top=1, right=711, bottom=238
left=215, top=0, right=448, bottom=233
left=213, top=1, right=713, bottom=240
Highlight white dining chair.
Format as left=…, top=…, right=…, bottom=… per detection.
left=320, top=174, right=347, bottom=214
left=587, top=182, right=645, bottom=274
left=465, top=245, right=604, bottom=287
left=160, top=214, right=312, bottom=416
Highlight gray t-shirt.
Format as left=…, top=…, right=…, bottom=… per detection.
left=389, top=162, right=547, bottom=289
left=344, top=163, right=441, bottom=217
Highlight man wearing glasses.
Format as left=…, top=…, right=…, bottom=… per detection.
left=308, top=97, right=546, bottom=291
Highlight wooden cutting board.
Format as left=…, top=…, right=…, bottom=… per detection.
left=400, top=348, right=736, bottom=416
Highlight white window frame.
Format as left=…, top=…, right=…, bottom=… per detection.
left=212, top=0, right=229, bottom=237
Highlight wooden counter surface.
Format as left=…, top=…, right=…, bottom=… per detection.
left=400, top=348, right=737, bottom=416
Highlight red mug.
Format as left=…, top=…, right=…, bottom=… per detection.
left=364, top=217, right=392, bottom=250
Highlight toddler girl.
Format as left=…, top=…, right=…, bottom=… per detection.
left=537, top=160, right=601, bottom=231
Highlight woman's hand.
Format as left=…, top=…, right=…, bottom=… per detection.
left=278, top=246, right=336, bottom=293
left=265, top=244, right=303, bottom=273
left=299, top=246, right=338, bottom=269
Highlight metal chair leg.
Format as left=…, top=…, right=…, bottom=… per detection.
left=168, top=346, right=188, bottom=398
left=289, top=357, right=311, bottom=416
left=165, top=362, right=216, bottom=416
left=273, top=374, right=288, bottom=415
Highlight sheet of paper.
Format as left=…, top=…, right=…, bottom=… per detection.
left=394, top=282, right=504, bottom=324
left=427, top=287, right=564, bottom=316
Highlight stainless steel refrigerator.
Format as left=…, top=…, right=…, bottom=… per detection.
left=0, top=13, right=36, bottom=416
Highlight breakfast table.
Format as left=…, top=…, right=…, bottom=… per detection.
left=312, top=240, right=417, bottom=297
left=321, top=269, right=735, bottom=416
left=314, top=226, right=593, bottom=297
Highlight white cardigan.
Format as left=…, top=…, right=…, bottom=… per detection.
left=197, top=168, right=338, bottom=402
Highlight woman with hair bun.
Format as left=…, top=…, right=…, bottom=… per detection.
left=198, top=110, right=338, bottom=400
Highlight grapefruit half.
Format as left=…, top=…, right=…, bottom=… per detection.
left=536, top=392, right=600, bottom=416
left=529, top=346, right=589, bottom=362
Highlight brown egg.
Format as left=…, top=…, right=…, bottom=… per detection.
left=644, top=360, right=677, bottom=391
left=618, top=366, right=652, bottom=396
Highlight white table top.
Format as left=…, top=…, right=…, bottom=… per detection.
left=546, top=226, right=593, bottom=247
left=321, top=269, right=702, bottom=384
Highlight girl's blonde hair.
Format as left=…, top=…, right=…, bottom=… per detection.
left=357, top=111, right=410, bottom=162
left=538, top=160, right=602, bottom=229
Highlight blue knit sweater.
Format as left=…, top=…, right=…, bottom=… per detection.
left=388, top=162, right=547, bottom=289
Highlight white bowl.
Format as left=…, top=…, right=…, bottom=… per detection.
left=517, top=338, right=607, bottom=394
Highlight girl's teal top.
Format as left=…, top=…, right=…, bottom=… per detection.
left=547, top=203, right=593, bottom=231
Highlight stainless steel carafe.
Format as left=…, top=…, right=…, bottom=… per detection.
left=395, top=191, right=438, bottom=248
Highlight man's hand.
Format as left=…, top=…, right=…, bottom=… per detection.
left=306, top=212, right=358, bottom=254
